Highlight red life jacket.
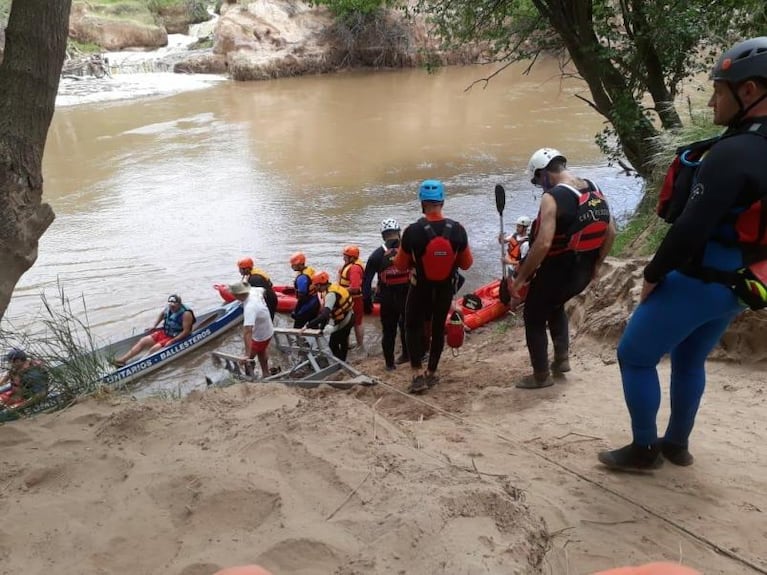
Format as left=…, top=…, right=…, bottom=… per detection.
left=418, top=218, right=457, bottom=282
left=534, top=181, right=610, bottom=257
left=656, top=121, right=767, bottom=248
left=379, top=247, right=410, bottom=286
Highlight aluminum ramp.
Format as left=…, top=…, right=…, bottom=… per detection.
left=209, top=327, right=374, bottom=389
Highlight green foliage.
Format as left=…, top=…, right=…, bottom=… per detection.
left=68, top=38, right=103, bottom=53
left=310, top=0, right=392, bottom=18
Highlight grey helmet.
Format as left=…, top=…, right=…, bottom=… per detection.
left=711, top=37, right=767, bottom=84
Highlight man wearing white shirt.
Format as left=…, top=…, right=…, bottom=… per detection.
left=229, top=282, right=274, bottom=379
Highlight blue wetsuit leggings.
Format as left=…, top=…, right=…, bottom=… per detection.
left=617, top=270, right=743, bottom=447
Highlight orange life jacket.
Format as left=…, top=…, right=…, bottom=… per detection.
left=339, top=260, right=364, bottom=296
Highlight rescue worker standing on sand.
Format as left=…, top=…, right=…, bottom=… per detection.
left=304, top=272, right=355, bottom=361
left=511, top=149, right=615, bottom=389
left=289, top=252, right=320, bottom=329
left=237, top=257, right=278, bottom=320
left=338, top=245, right=366, bottom=350
left=599, top=37, right=767, bottom=471
left=363, top=218, right=411, bottom=370
left=395, top=180, right=473, bottom=394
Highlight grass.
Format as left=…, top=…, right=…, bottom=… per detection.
left=68, top=39, right=104, bottom=54
left=0, top=282, right=112, bottom=420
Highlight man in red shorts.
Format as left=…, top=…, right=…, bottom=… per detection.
left=112, top=294, right=195, bottom=367
left=229, top=282, right=274, bottom=379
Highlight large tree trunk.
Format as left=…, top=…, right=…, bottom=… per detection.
left=533, top=0, right=660, bottom=177
left=0, top=0, right=72, bottom=322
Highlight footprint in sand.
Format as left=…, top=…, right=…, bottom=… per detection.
left=257, top=538, right=341, bottom=574
left=0, top=426, right=32, bottom=448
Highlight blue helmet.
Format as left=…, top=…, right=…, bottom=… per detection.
left=418, top=180, right=445, bottom=202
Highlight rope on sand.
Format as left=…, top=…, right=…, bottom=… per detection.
left=368, top=375, right=767, bottom=575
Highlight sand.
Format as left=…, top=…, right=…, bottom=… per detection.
left=1, top=259, right=766, bottom=574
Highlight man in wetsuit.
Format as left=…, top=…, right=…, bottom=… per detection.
left=395, top=180, right=473, bottom=393
left=511, top=149, right=615, bottom=389
left=363, top=218, right=411, bottom=370
left=304, top=271, right=355, bottom=361
left=289, top=251, right=320, bottom=328
left=599, top=37, right=767, bottom=470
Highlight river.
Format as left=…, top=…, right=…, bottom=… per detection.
left=5, top=60, right=644, bottom=394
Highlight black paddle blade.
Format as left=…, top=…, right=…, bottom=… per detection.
left=495, top=184, right=506, bottom=214
left=499, top=276, right=511, bottom=305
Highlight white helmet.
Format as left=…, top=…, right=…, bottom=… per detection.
left=527, top=148, right=567, bottom=180
left=380, top=218, right=400, bottom=234
left=516, top=215, right=532, bottom=227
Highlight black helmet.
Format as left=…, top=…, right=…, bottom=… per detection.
left=5, top=348, right=27, bottom=362
left=711, top=37, right=767, bottom=84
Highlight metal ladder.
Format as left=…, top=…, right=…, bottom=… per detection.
left=209, top=327, right=374, bottom=389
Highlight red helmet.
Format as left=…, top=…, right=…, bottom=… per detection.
left=311, top=271, right=330, bottom=285
left=237, top=257, right=254, bottom=270
left=290, top=252, right=306, bottom=266
left=343, top=245, right=360, bottom=258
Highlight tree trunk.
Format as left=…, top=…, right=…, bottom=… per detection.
left=533, top=0, right=660, bottom=177
left=0, top=0, right=72, bottom=322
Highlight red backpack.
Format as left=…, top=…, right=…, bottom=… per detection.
left=418, top=218, right=457, bottom=282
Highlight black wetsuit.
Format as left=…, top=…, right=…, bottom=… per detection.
left=363, top=243, right=410, bottom=367
left=524, top=184, right=606, bottom=374
left=400, top=217, right=470, bottom=373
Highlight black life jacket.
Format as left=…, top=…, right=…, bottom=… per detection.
left=532, top=180, right=611, bottom=257
left=379, top=246, right=410, bottom=286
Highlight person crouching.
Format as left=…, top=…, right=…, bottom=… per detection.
left=304, top=271, right=355, bottom=361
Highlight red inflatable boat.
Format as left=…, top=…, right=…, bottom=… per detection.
left=456, top=278, right=527, bottom=331
left=214, top=284, right=381, bottom=316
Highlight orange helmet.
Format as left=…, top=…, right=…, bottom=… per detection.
left=312, top=271, right=330, bottom=285
left=237, top=257, right=254, bottom=270
left=343, top=245, right=360, bottom=258
left=290, top=251, right=306, bottom=266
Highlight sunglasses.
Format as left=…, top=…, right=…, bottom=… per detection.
left=168, top=298, right=180, bottom=304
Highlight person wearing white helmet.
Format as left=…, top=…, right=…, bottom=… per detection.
left=510, top=148, right=615, bottom=389
left=363, top=218, right=411, bottom=370
left=600, top=37, right=767, bottom=471
left=499, top=215, right=532, bottom=275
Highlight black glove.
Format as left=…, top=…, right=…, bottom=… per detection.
left=363, top=298, right=373, bottom=315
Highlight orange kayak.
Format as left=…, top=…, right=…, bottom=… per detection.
left=457, top=278, right=527, bottom=331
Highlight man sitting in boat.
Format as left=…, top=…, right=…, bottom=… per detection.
left=0, top=348, right=50, bottom=408
left=237, top=256, right=278, bottom=320
left=303, top=271, right=355, bottom=361
left=229, top=282, right=274, bottom=379
left=112, top=295, right=196, bottom=367
left=499, top=215, right=531, bottom=276
left=290, top=251, right=320, bottom=328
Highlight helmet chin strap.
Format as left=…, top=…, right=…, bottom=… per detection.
left=727, top=83, right=767, bottom=127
